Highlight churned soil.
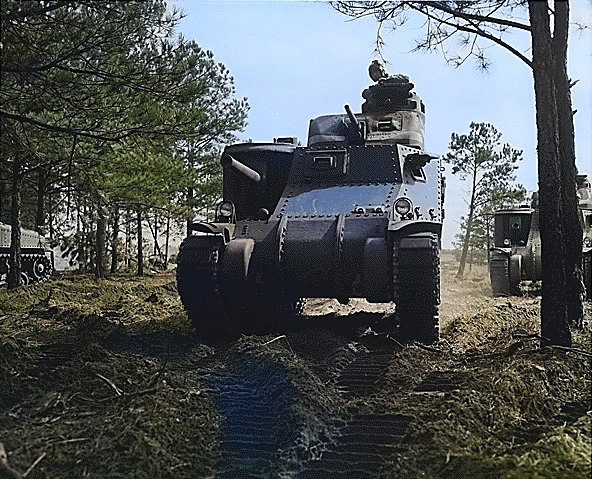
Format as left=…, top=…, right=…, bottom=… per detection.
left=0, top=252, right=590, bottom=479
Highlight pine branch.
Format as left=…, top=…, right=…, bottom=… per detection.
left=406, top=2, right=533, bottom=68
left=422, top=1, right=531, bottom=32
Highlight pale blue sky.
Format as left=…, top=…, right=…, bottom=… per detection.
left=176, top=0, right=592, bottom=248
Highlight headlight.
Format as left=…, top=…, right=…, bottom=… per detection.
left=585, top=236, right=591, bottom=247
left=394, top=198, right=412, bottom=216
left=504, top=238, right=511, bottom=246
left=217, top=201, right=234, bottom=218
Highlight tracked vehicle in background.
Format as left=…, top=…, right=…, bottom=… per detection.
left=177, top=75, right=444, bottom=343
left=581, top=175, right=592, bottom=300
left=0, top=223, right=54, bottom=285
left=488, top=199, right=540, bottom=297
left=489, top=174, right=592, bottom=300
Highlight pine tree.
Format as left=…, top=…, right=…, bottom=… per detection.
left=445, top=123, right=524, bottom=277
left=1, top=0, right=248, bottom=284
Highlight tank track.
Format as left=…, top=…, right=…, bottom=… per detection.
left=489, top=250, right=511, bottom=296
left=24, top=253, right=54, bottom=283
left=489, top=251, right=522, bottom=296
left=583, top=250, right=592, bottom=301
left=0, top=252, right=53, bottom=285
left=177, top=235, right=305, bottom=342
left=393, top=233, right=440, bottom=344
left=176, top=235, right=228, bottom=342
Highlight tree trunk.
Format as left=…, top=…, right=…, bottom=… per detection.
left=146, top=214, right=163, bottom=258
left=8, top=155, right=22, bottom=290
left=76, top=203, right=82, bottom=267
left=95, top=202, right=107, bottom=278
left=529, top=1, right=571, bottom=347
left=164, top=215, right=170, bottom=268
left=48, top=187, right=54, bottom=239
left=110, top=204, right=120, bottom=274
left=0, top=179, right=5, bottom=223
left=137, top=208, right=143, bottom=276
left=457, top=166, right=478, bottom=278
left=153, top=214, right=159, bottom=256
left=80, top=200, right=89, bottom=270
left=553, top=0, right=583, bottom=329
left=457, top=214, right=473, bottom=278
left=125, top=209, right=131, bottom=268
left=186, top=186, right=194, bottom=236
left=36, top=167, right=47, bottom=234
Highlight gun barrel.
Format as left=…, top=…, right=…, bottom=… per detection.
left=344, top=104, right=363, bottom=143
left=344, top=104, right=359, bottom=128
left=221, top=155, right=261, bottom=183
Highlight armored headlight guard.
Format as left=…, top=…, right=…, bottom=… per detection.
left=394, top=197, right=412, bottom=217
left=217, top=201, right=235, bottom=219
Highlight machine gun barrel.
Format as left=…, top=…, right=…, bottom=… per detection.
left=221, top=155, right=261, bottom=183
left=344, top=104, right=363, bottom=143
left=344, top=104, right=359, bottom=129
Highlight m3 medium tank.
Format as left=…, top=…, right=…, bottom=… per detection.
left=580, top=174, right=592, bottom=300
left=177, top=73, right=444, bottom=343
left=489, top=174, right=592, bottom=300
left=0, top=223, right=54, bottom=285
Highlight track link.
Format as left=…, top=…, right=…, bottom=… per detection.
left=583, top=250, right=592, bottom=301
left=394, top=233, right=440, bottom=344
left=176, top=235, right=227, bottom=342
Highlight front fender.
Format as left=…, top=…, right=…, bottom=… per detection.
left=189, top=222, right=234, bottom=243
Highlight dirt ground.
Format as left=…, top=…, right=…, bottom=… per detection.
left=0, top=251, right=590, bottom=479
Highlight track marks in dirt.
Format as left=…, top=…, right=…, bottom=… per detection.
left=2, top=271, right=590, bottom=479
left=295, top=414, right=412, bottom=479
left=208, top=358, right=299, bottom=478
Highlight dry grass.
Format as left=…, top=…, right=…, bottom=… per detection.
left=0, top=273, right=218, bottom=479
left=0, top=263, right=590, bottom=479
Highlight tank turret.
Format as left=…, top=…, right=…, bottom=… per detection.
left=308, top=75, right=425, bottom=150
